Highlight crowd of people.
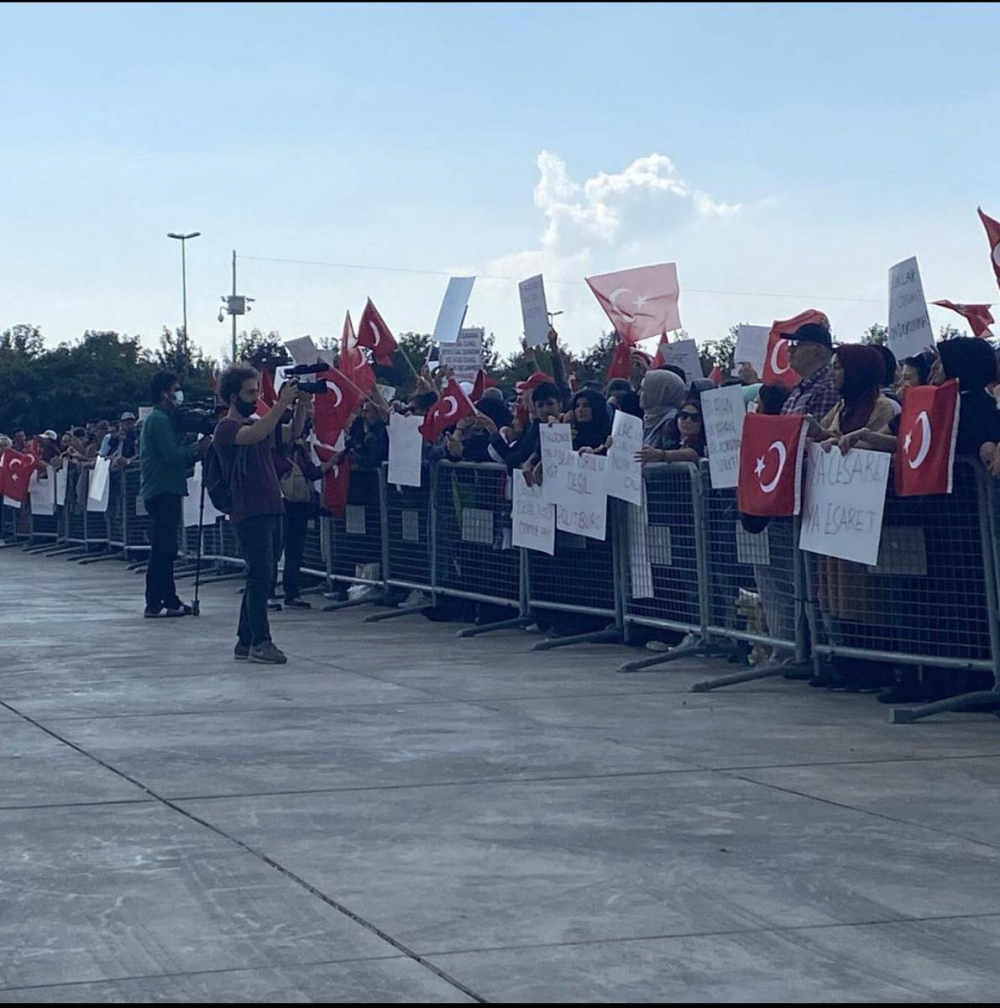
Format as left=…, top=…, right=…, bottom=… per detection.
left=5, top=319, right=1000, bottom=704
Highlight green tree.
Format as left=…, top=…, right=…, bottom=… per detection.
left=861, top=323, right=888, bottom=346
left=234, top=328, right=287, bottom=367
left=699, top=324, right=742, bottom=375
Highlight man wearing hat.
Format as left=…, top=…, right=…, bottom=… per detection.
left=36, top=430, right=61, bottom=464
left=779, top=321, right=840, bottom=420
left=119, top=411, right=139, bottom=460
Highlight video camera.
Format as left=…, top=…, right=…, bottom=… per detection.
left=283, top=361, right=331, bottom=396
left=174, top=400, right=218, bottom=437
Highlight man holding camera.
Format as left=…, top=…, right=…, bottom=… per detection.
left=214, top=364, right=304, bottom=664
left=140, top=371, right=211, bottom=618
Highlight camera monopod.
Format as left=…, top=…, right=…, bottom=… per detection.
left=192, top=475, right=206, bottom=617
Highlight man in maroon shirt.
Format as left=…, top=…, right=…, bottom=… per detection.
left=214, top=365, right=303, bottom=664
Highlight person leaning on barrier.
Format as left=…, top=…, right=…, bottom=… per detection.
left=495, top=380, right=564, bottom=485
left=634, top=369, right=690, bottom=465
left=139, top=370, right=212, bottom=619
left=214, top=365, right=302, bottom=665
left=779, top=321, right=840, bottom=422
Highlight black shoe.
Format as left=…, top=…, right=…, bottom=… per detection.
left=144, top=605, right=163, bottom=619
left=268, top=602, right=283, bottom=612
left=877, top=680, right=924, bottom=704
left=285, top=598, right=312, bottom=610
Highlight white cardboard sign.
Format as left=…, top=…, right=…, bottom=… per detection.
left=539, top=422, right=574, bottom=505
left=284, top=335, right=321, bottom=365
left=554, top=451, right=609, bottom=541
left=607, top=410, right=643, bottom=505
left=702, top=384, right=746, bottom=489
left=184, top=462, right=222, bottom=527
left=888, top=257, right=935, bottom=360
left=87, top=458, right=111, bottom=513
left=655, top=338, right=703, bottom=381
left=437, top=328, right=484, bottom=382
left=54, top=464, right=67, bottom=506
left=387, top=413, right=424, bottom=488
left=519, top=274, right=550, bottom=347
left=733, top=325, right=770, bottom=377
left=799, top=443, right=890, bottom=566
left=511, top=470, right=556, bottom=555
left=29, top=468, right=55, bottom=516
left=433, top=276, right=476, bottom=344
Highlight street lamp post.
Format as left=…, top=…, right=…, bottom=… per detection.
left=167, top=231, right=201, bottom=348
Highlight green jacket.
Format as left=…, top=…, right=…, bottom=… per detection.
left=139, top=406, right=195, bottom=502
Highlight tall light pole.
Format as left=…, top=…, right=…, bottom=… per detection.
left=167, top=231, right=201, bottom=352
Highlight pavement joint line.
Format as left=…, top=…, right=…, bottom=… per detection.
left=0, top=699, right=489, bottom=1006
left=415, top=909, right=1000, bottom=959
left=0, top=952, right=412, bottom=996
left=0, top=797, right=156, bottom=812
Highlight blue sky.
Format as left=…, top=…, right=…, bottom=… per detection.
left=4, top=2, right=1000, bottom=361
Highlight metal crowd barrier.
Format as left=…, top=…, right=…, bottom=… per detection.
left=322, top=466, right=384, bottom=610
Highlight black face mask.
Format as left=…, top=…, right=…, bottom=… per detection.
left=235, top=398, right=256, bottom=418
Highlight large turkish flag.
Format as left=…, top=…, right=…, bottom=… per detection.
left=895, top=379, right=960, bottom=497
left=762, top=309, right=829, bottom=387
left=737, top=413, right=809, bottom=516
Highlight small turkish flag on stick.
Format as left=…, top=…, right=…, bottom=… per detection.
left=0, top=448, right=35, bottom=504
left=357, top=298, right=399, bottom=366
left=419, top=379, right=474, bottom=442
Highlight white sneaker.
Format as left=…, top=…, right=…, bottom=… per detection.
left=348, top=584, right=379, bottom=602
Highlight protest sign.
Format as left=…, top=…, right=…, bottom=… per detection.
left=345, top=505, right=366, bottom=535
left=29, top=468, right=55, bottom=516
left=437, top=327, right=484, bottom=382
left=888, top=257, right=934, bottom=360
left=284, top=335, right=321, bottom=364
left=733, top=324, right=770, bottom=377
left=799, top=443, right=890, bottom=566
left=539, top=422, right=574, bottom=504
left=512, top=469, right=555, bottom=555
left=607, top=410, right=643, bottom=505
left=519, top=274, right=550, bottom=347
left=654, top=338, right=703, bottom=381
left=54, top=464, right=67, bottom=507
left=554, top=451, right=609, bottom=541
left=87, top=457, right=111, bottom=513
left=138, top=406, right=153, bottom=422
left=701, top=384, right=746, bottom=489
left=461, top=507, right=494, bottom=545
left=387, top=413, right=423, bottom=488
left=184, top=462, right=222, bottom=527
left=433, top=276, right=476, bottom=344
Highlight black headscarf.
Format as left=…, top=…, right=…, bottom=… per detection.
left=571, top=389, right=612, bottom=449
left=938, top=338, right=1000, bottom=455
left=474, top=395, right=512, bottom=430
left=611, top=390, right=642, bottom=418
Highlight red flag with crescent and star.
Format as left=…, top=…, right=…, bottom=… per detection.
left=254, top=366, right=279, bottom=419
left=931, top=300, right=994, bottom=338
left=585, top=263, right=681, bottom=345
left=419, top=378, right=474, bottom=442
left=762, top=309, right=830, bottom=388
left=737, top=413, right=809, bottom=517
left=338, top=311, right=375, bottom=394
left=313, top=368, right=363, bottom=447
left=895, top=379, right=960, bottom=497
left=0, top=448, right=35, bottom=504
left=313, top=442, right=350, bottom=516
left=357, top=298, right=398, bottom=366
left=978, top=207, right=1000, bottom=292
left=605, top=339, right=632, bottom=381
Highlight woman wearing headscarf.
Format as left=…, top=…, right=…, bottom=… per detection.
left=609, top=389, right=642, bottom=419
left=816, top=344, right=895, bottom=444
left=635, top=369, right=689, bottom=464
left=936, top=338, right=1000, bottom=461
left=570, top=389, right=612, bottom=452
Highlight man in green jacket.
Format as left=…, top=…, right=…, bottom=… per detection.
left=139, top=371, right=211, bottom=618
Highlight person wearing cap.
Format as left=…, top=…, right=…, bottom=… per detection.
left=779, top=321, right=840, bottom=421
left=118, top=411, right=139, bottom=460
left=36, top=430, right=61, bottom=464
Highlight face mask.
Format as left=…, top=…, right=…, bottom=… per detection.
left=172, top=389, right=184, bottom=405
left=235, top=397, right=256, bottom=418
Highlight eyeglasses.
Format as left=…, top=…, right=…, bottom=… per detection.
left=678, top=411, right=701, bottom=421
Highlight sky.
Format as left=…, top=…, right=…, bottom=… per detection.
left=4, top=2, right=1000, bottom=363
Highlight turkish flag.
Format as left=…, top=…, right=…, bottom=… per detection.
left=313, top=368, right=363, bottom=446
left=978, top=207, right=1000, bottom=292
left=471, top=368, right=496, bottom=401
left=709, top=365, right=723, bottom=386
left=605, top=339, right=632, bottom=381
left=737, top=413, right=809, bottom=517
left=652, top=334, right=669, bottom=368
left=932, top=299, right=994, bottom=338
left=895, top=379, right=960, bottom=497
left=762, top=309, right=830, bottom=388
left=357, top=298, right=398, bottom=366
left=314, top=443, right=350, bottom=516
left=253, top=366, right=279, bottom=418
left=338, top=311, right=375, bottom=393
left=0, top=449, right=35, bottom=504
left=419, top=378, right=474, bottom=442
left=586, top=262, right=681, bottom=344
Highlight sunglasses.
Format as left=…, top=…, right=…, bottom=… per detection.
left=678, top=411, right=702, bottom=421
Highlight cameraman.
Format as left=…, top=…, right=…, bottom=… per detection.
left=214, top=364, right=303, bottom=664
left=140, top=371, right=211, bottom=618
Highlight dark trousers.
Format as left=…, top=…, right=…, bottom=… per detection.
left=282, top=503, right=311, bottom=601
left=235, top=514, right=281, bottom=647
left=145, top=493, right=182, bottom=610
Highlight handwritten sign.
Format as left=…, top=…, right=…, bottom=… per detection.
left=655, top=338, right=703, bottom=381
left=433, top=275, right=476, bottom=344
left=607, top=410, right=643, bottom=505
left=554, top=451, right=609, bottom=541
left=733, top=324, right=770, bottom=377
left=437, top=327, right=484, bottom=382
left=702, top=384, right=746, bottom=489
left=539, top=422, right=574, bottom=505
left=519, top=274, right=550, bottom=347
left=888, top=257, right=934, bottom=360
left=87, top=457, right=111, bottom=513
left=387, top=413, right=424, bottom=488
left=799, top=443, right=890, bottom=566
left=512, top=471, right=556, bottom=554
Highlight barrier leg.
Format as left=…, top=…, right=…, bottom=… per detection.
left=365, top=603, right=432, bottom=623
left=617, top=635, right=712, bottom=672
left=891, top=688, right=1000, bottom=724
left=533, top=625, right=622, bottom=651
left=323, top=589, right=387, bottom=612
left=458, top=614, right=534, bottom=638
left=691, top=654, right=808, bottom=692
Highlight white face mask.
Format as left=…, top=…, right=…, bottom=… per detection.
left=172, top=389, right=184, bottom=405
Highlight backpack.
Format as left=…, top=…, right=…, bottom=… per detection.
left=203, top=443, right=232, bottom=514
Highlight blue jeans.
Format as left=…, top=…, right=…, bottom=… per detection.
left=235, top=514, right=281, bottom=647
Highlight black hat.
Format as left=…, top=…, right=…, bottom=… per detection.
left=782, top=322, right=832, bottom=348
